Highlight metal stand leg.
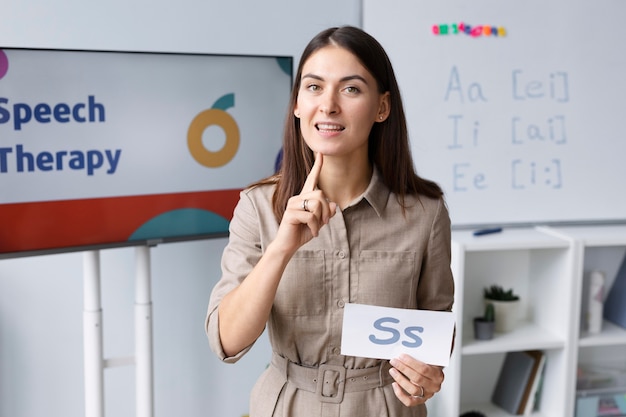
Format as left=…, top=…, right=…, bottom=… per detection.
left=82, top=246, right=154, bottom=417
left=135, top=246, right=154, bottom=417
left=83, top=250, right=104, bottom=417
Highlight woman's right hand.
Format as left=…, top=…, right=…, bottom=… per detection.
left=272, top=152, right=337, bottom=255
left=216, top=152, right=337, bottom=357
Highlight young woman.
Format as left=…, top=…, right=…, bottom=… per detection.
left=206, top=26, right=454, bottom=417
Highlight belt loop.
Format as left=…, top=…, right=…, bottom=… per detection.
left=272, top=352, right=288, bottom=380
left=378, top=360, right=389, bottom=388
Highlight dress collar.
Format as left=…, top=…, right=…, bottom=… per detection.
left=346, top=166, right=390, bottom=218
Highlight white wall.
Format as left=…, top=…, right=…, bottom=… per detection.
left=0, top=2, right=361, bottom=416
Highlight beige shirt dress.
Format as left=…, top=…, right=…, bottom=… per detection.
left=206, top=168, right=455, bottom=417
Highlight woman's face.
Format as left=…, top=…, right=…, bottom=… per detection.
left=294, top=45, right=389, bottom=159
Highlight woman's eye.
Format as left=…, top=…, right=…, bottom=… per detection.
left=306, top=84, right=321, bottom=92
left=345, top=86, right=360, bottom=94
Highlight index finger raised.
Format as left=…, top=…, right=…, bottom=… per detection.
left=301, top=152, right=323, bottom=193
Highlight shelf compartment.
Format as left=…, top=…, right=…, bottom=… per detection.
left=579, top=321, right=626, bottom=348
left=462, top=320, right=565, bottom=355
left=459, top=349, right=564, bottom=417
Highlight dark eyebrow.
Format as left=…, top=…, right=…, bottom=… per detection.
left=301, top=73, right=369, bottom=85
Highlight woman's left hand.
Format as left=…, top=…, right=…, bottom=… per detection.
left=389, top=354, right=445, bottom=407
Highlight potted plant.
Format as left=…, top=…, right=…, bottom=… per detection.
left=473, top=302, right=496, bottom=340
left=484, top=285, right=520, bottom=333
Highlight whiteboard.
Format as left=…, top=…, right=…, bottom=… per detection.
left=364, top=0, right=626, bottom=227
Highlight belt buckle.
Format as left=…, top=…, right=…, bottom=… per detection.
left=315, top=364, right=346, bottom=404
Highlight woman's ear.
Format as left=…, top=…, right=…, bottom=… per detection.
left=377, top=92, right=391, bottom=122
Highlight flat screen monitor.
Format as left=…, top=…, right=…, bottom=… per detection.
left=0, top=47, right=292, bottom=257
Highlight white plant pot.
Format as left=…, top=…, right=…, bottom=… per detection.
left=485, top=299, right=520, bottom=333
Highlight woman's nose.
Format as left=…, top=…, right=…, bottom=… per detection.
left=319, top=91, right=339, bottom=115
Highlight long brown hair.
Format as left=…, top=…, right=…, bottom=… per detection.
left=255, top=25, right=444, bottom=221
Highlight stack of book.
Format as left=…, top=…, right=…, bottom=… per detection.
left=491, top=350, right=546, bottom=415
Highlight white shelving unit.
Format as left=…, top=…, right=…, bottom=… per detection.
left=547, top=225, right=626, bottom=413
left=432, top=225, right=626, bottom=417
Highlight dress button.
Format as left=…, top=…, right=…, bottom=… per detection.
left=332, top=347, right=341, bottom=355
left=337, top=299, right=345, bottom=308
left=338, top=251, right=346, bottom=258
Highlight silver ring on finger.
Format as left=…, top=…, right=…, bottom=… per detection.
left=411, top=384, right=425, bottom=399
left=302, top=199, right=310, bottom=212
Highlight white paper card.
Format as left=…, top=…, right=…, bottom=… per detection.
left=341, top=303, right=455, bottom=366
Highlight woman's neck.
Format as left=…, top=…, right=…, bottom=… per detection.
left=318, top=156, right=372, bottom=210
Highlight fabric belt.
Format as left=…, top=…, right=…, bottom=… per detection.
left=271, top=352, right=394, bottom=404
